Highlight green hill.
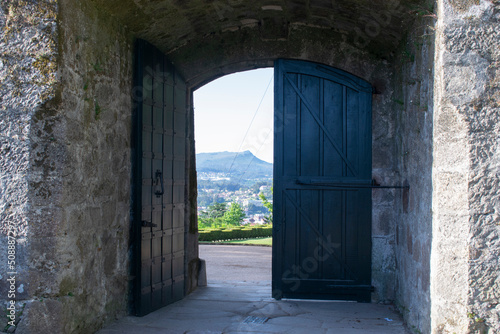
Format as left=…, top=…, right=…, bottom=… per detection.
left=196, top=151, right=273, bottom=179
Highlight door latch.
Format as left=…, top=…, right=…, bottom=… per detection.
left=141, top=221, right=157, bottom=228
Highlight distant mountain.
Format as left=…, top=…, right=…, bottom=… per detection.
left=196, top=151, right=273, bottom=179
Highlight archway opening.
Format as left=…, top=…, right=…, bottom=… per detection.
left=193, top=68, right=274, bottom=285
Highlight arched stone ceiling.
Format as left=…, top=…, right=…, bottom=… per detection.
left=90, top=0, right=429, bottom=86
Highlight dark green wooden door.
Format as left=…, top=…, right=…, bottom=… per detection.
left=133, top=40, right=187, bottom=316
left=273, top=59, right=372, bottom=302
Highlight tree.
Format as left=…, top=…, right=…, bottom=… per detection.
left=207, top=202, right=227, bottom=218
left=222, top=202, right=246, bottom=226
left=198, top=202, right=245, bottom=229
left=198, top=216, right=213, bottom=229
left=198, top=202, right=228, bottom=229
left=259, top=187, right=273, bottom=224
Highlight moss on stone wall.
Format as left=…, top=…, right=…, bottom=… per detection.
left=450, top=0, right=481, bottom=12
left=1, top=0, right=59, bottom=101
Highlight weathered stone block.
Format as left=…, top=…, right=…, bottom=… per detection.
left=15, top=300, right=64, bottom=334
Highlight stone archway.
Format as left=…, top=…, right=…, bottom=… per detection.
left=2, top=1, right=499, bottom=333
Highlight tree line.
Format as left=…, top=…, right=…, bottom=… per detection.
left=198, top=188, right=273, bottom=229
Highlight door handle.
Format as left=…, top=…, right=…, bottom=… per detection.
left=154, top=170, right=164, bottom=197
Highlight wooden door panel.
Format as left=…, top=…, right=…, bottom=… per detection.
left=134, top=39, right=187, bottom=316
left=273, top=59, right=372, bottom=302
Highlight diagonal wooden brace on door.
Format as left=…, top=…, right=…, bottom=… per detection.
left=284, top=73, right=358, bottom=176
left=283, top=189, right=359, bottom=281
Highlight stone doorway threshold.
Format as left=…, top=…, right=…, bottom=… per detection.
left=97, top=245, right=409, bottom=333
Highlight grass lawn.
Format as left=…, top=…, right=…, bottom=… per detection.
left=201, top=237, right=272, bottom=247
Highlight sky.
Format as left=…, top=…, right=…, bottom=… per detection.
left=193, top=68, right=274, bottom=163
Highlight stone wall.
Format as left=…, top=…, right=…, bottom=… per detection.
left=0, top=0, right=58, bottom=330
left=394, top=5, right=436, bottom=333
left=1, top=0, right=135, bottom=332
left=432, top=0, right=500, bottom=332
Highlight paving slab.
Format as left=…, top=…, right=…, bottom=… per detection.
left=97, top=281, right=409, bottom=333
left=97, top=245, right=409, bottom=333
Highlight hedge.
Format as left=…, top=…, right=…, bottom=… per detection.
left=198, top=226, right=272, bottom=242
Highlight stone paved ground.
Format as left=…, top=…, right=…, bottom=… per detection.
left=200, top=244, right=272, bottom=282
left=97, top=245, right=409, bottom=333
left=97, top=281, right=409, bottom=333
